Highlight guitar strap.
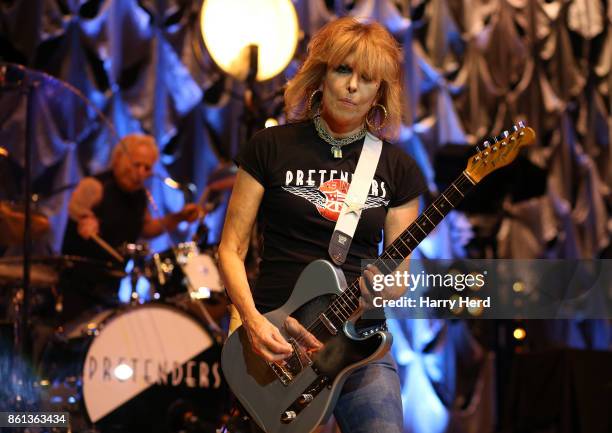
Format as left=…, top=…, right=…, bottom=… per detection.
left=328, top=132, right=383, bottom=265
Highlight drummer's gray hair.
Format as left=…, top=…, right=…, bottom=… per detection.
left=111, top=134, right=158, bottom=166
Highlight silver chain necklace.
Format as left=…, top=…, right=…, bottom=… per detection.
left=313, top=115, right=366, bottom=159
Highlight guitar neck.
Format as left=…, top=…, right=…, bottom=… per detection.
left=327, top=171, right=477, bottom=322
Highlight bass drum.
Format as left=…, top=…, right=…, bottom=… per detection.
left=39, top=303, right=229, bottom=433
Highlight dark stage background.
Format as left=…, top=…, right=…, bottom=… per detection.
left=0, top=1, right=610, bottom=432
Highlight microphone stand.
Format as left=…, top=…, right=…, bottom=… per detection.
left=1, top=69, right=39, bottom=409
left=20, top=80, right=36, bottom=366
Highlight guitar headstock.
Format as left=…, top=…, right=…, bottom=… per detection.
left=465, top=122, right=536, bottom=183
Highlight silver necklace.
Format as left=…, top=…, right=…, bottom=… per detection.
left=313, top=115, right=366, bottom=159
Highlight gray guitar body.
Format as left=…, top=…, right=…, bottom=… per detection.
left=221, top=259, right=392, bottom=433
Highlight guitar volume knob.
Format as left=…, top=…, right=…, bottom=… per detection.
left=282, top=411, right=297, bottom=423
left=299, top=393, right=314, bottom=404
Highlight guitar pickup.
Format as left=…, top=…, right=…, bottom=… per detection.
left=268, top=361, right=294, bottom=386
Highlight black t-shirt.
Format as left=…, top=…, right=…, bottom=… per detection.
left=236, top=121, right=427, bottom=312
left=60, top=171, right=147, bottom=319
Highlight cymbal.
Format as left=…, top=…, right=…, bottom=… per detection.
left=0, top=201, right=50, bottom=246
left=0, top=259, right=58, bottom=287
left=0, top=255, right=126, bottom=287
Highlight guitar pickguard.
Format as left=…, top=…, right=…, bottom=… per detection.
left=222, top=260, right=391, bottom=433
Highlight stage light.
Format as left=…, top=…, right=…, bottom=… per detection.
left=467, top=299, right=484, bottom=317
left=200, top=0, right=299, bottom=81
left=265, top=118, right=279, bottom=128
left=164, top=177, right=181, bottom=189
left=513, top=327, right=526, bottom=340
left=512, top=281, right=525, bottom=293
left=469, top=271, right=485, bottom=291
left=190, top=286, right=212, bottom=300
left=450, top=293, right=463, bottom=315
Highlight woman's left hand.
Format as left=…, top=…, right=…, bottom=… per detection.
left=359, top=263, right=382, bottom=311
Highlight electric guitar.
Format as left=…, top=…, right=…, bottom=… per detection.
left=221, top=123, right=536, bottom=433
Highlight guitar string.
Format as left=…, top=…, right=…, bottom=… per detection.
left=289, top=172, right=476, bottom=348
left=286, top=141, right=506, bottom=348
left=289, top=175, right=473, bottom=349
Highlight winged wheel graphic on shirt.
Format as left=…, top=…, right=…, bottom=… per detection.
left=282, top=178, right=389, bottom=222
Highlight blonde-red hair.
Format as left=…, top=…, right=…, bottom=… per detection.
left=284, top=17, right=404, bottom=141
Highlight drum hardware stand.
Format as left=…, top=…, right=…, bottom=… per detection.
left=188, top=295, right=226, bottom=344
left=123, top=243, right=149, bottom=303
left=0, top=66, right=39, bottom=411
left=146, top=159, right=230, bottom=347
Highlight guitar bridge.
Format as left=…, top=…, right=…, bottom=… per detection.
left=268, top=338, right=313, bottom=386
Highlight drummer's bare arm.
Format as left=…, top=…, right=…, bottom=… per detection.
left=68, top=177, right=103, bottom=239
left=141, top=203, right=201, bottom=238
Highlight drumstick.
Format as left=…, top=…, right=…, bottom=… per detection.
left=91, top=234, right=124, bottom=262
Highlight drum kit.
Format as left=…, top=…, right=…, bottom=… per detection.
left=0, top=63, right=237, bottom=432
left=0, top=203, right=233, bottom=432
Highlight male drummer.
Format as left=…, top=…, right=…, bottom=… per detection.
left=63, top=133, right=199, bottom=259
left=59, top=133, right=199, bottom=319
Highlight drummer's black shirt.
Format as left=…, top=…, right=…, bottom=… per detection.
left=236, top=121, right=427, bottom=313
left=62, top=171, right=147, bottom=262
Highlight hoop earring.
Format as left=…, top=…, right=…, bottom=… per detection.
left=366, top=103, right=388, bottom=131
left=307, top=89, right=323, bottom=116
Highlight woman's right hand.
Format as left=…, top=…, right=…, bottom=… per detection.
left=243, top=312, right=293, bottom=362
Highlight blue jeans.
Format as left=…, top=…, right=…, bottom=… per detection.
left=333, top=352, right=404, bottom=433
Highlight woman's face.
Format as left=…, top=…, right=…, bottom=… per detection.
left=320, top=52, right=381, bottom=134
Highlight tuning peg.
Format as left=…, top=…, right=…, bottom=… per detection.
left=518, top=120, right=525, bottom=128
left=482, top=141, right=491, bottom=156
left=502, top=130, right=509, bottom=138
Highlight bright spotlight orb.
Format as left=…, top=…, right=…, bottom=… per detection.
left=513, top=327, right=526, bottom=341
left=200, top=0, right=299, bottom=81
left=265, top=118, right=279, bottom=128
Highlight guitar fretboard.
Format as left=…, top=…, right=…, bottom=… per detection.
left=322, top=172, right=476, bottom=326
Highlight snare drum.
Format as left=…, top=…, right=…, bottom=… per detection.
left=39, top=303, right=228, bottom=432
left=149, top=242, right=224, bottom=300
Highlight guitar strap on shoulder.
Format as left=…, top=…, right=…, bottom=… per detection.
left=328, top=132, right=383, bottom=265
